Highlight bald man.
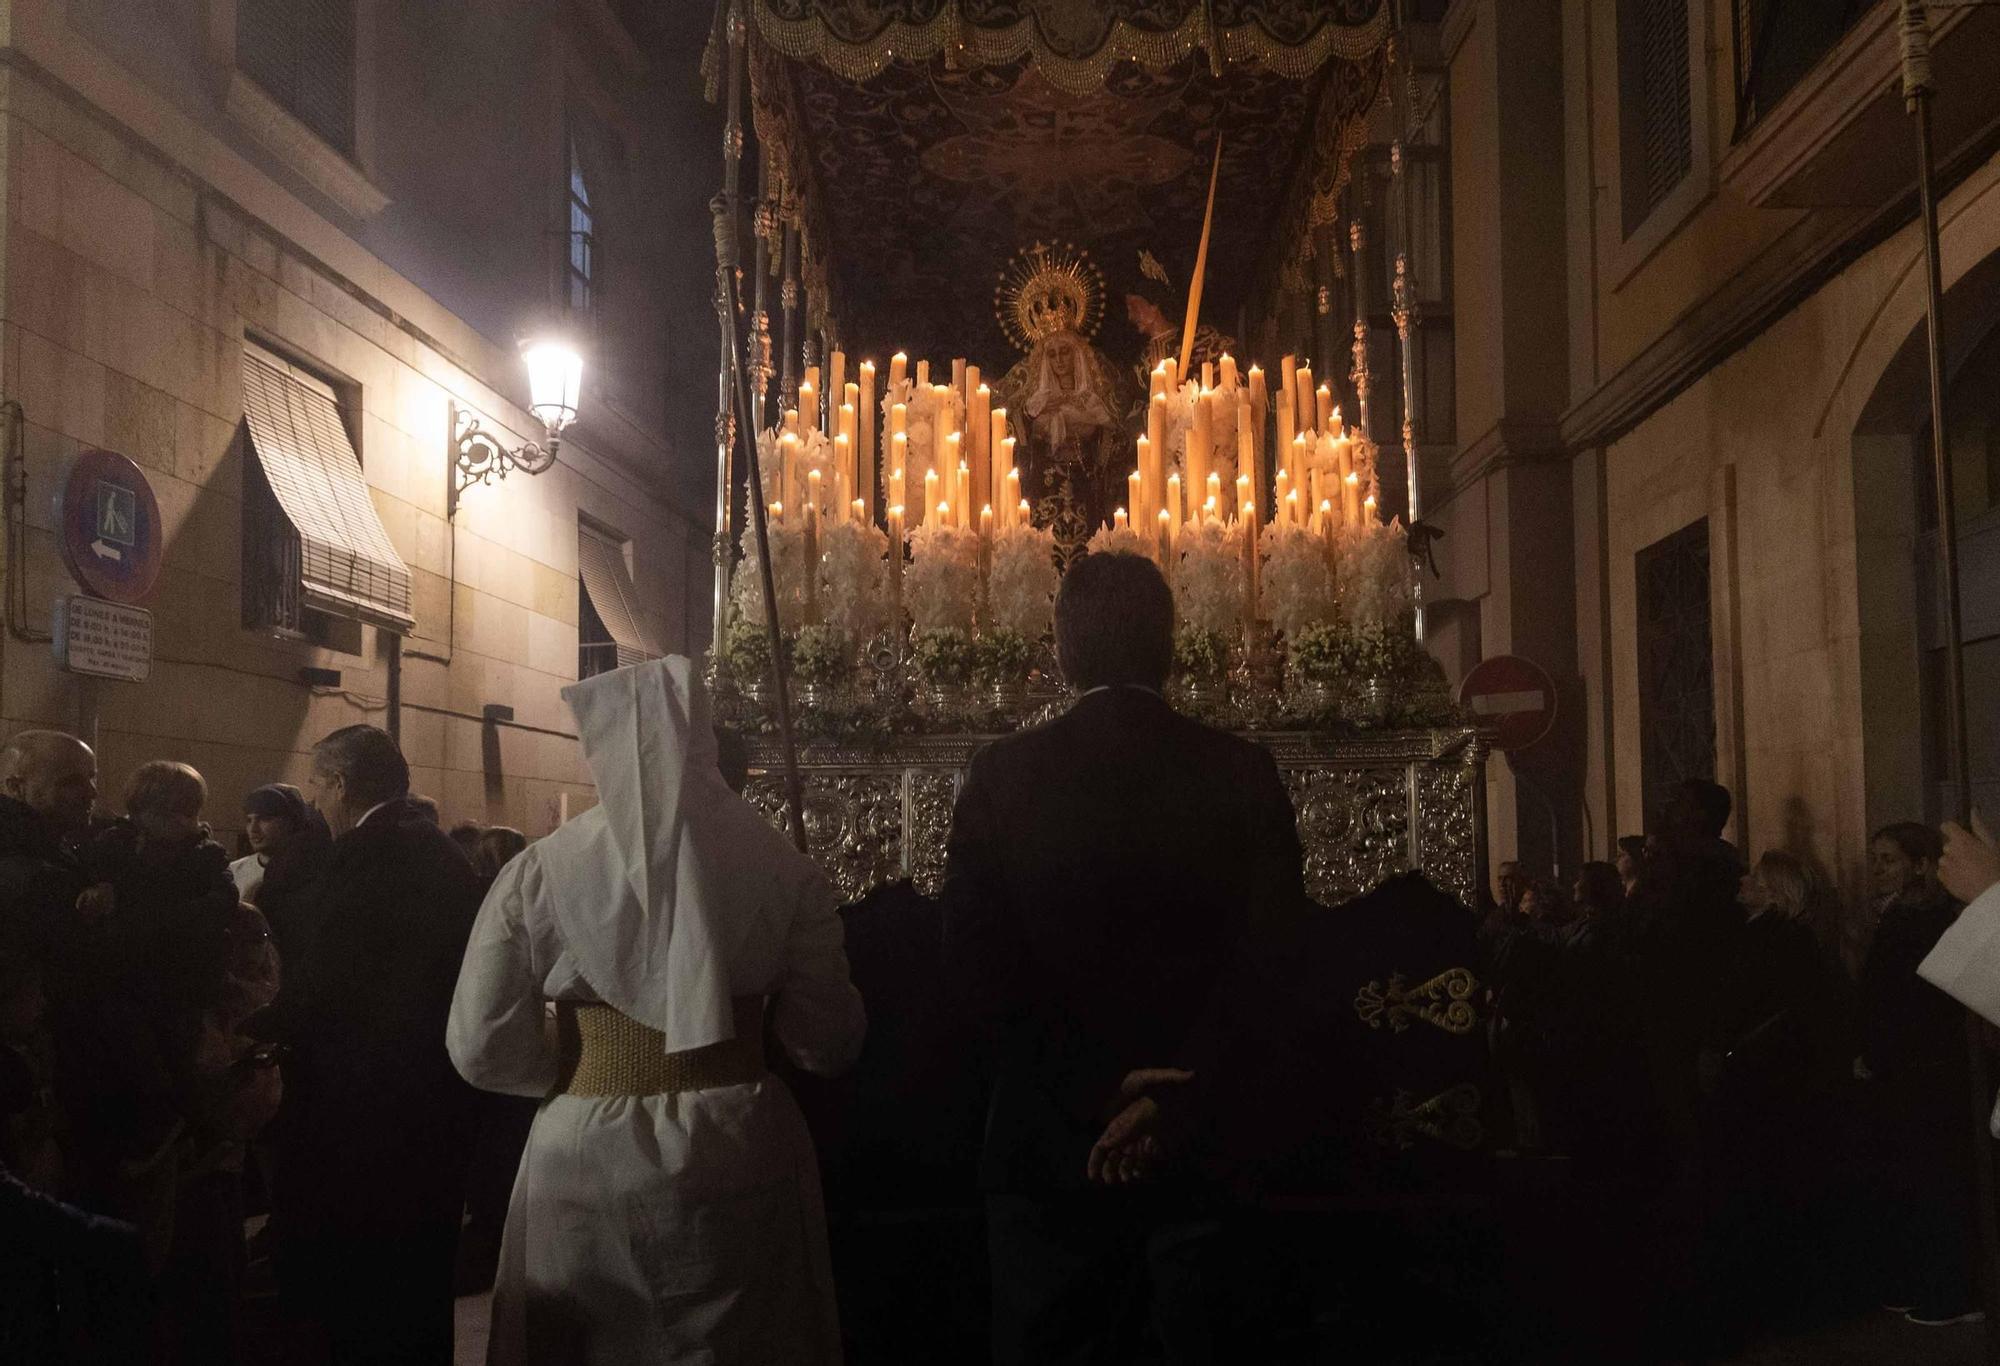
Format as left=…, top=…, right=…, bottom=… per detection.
left=0, top=730, right=98, bottom=949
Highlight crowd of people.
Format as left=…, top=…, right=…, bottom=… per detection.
left=1478, top=786, right=1981, bottom=1342
left=0, top=725, right=535, bottom=1361
left=3, top=548, right=1998, bottom=1365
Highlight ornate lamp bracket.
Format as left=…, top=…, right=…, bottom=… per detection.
left=449, top=401, right=557, bottom=520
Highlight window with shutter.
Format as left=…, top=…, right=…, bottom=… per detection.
left=1618, top=0, right=1694, bottom=236
left=577, top=522, right=655, bottom=679
left=238, top=0, right=357, bottom=159
left=240, top=342, right=414, bottom=634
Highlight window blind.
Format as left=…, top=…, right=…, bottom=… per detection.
left=577, top=525, right=655, bottom=674
left=1634, top=0, right=1692, bottom=219
left=240, top=343, right=414, bottom=632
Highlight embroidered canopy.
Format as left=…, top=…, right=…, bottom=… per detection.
left=714, top=0, right=1392, bottom=369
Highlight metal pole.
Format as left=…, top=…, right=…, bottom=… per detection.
left=1902, top=3, right=1995, bottom=1352
left=751, top=151, right=774, bottom=434
left=780, top=223, right=800, bottom=412
left=710, top=1, right=747, bottom=664
left=1348, top=217, right=1374, bottom=447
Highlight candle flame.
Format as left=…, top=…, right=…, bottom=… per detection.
left=890, top=503, right=904, bottom=517
left=1345, top=472, right=1359, bottom=485
left=1018, top=499, right=1030, bottom=514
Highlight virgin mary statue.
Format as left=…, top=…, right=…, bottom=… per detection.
left=990, top=243, right=1138, bottom=562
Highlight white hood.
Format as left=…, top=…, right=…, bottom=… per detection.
left=539, top=655, right=800, bottom=1051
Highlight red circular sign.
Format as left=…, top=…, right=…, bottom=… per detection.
left=58, top=448, right=162, bottom=605
left=1458, top=653, right=1558, bottom=753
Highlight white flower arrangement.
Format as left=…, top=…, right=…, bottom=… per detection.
left=729, top=519, right=806, bottom=629
left=901, top=381, right=965, bottom=516
left=797, top=426, right=836, bottom=511
left=817, top=518, right=889, bottom=640
left=986, top=523, right=1059, bottom=639
left=753, top=425, right=783, bottom=503
left=1171, top=517, right=1245, bottom=637
left=905, top=521, right=980, bottom=634
left=1338, top=517, right=1413, bottom=629
left=1086, top=522, right=1152, bottom=563
left=1260, top=522, right=1338, bottom=642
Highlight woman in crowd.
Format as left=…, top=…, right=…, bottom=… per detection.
left=1854, top=822, right=1977, bottom=1325
left=228, top=784, right=321, bottom=904
left=1695, top=849, right=1842, bottom=1338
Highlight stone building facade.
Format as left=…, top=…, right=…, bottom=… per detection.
left=1424, top=0, right=2000, bottom=914
left=0, top=0, right=718, bottom=836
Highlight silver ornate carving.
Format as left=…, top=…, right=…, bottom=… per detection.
left=740, top=728, right=1486, bottom=909
left=1354, top=967, right=1479, bottom=1035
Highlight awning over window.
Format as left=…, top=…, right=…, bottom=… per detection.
left=577, top=525, right=656, bottom=669
left=241, top=342, right=415, bottom=632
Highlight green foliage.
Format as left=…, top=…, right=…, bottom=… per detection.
left=723, top=616, right=780, bottom=682
left=971, top=629, right=1032, bottom=686
left=911, top=628, right=974, bottom=687
left=1173, top=625, right=1229, bottom=682
left=791, top=624, right=853, bottom=685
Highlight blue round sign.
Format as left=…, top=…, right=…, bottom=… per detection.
left=59, top=448, right=162, bottom=605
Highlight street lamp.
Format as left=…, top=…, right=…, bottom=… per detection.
left=448, top=334, right=584, bottom=518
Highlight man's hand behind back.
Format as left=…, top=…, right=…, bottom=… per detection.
left=1086, top=1068, right=1193, bottom=1185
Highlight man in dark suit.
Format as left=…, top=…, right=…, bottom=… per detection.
left=943, top=552, right=1305, bottom=1365
left=258, top=724, right=483, bottom=1363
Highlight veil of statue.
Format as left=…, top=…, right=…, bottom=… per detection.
left=990, top=244, right=1138, bottom=564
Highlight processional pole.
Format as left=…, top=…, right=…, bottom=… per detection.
left=1902, top=2, right=1996, bottom=1351
left=712, top=1, right=807, bottom=852
left=1388, top=11, right=1426, bottom=645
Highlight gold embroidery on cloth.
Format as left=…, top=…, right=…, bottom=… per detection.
left=1353, top=966, right=1479, bottom=1035
left=1368, top=1083, right=1483, bottom=1151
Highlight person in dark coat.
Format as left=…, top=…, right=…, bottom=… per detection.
left=1855, top=821, right=1978, bottom=1325
left=254, top=724, right=483, bottom=1363
left=0, top=731, right=98, bottom=963
left=942, top=552, right=1305, bottom=1366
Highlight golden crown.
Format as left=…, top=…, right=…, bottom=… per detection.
left=994, top=241, right=1105, bottom=353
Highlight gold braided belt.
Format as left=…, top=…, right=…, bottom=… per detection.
left=555, top=996, right=767, bottom=1098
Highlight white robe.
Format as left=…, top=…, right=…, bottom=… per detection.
left=448, top=838, right=864, bottom=1365
left=447, top=655, right=864, bottom=1362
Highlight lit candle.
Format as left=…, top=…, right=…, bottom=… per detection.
left=803, top=501, right=820, bottom=625
left=1017, top=497, right=1031, bottom=525
left=890, top=437, right=907, bottom=507
left=1147, top=397, right=1166, bottom=506
left=832, top=449, right=848, bottom=520
left=828, top=351, right=845, bottom=425
left=1114, top=507, right=1128, bottom=532
left=1128, top=467, right=1144, bottom=525
left=1287, top=488, right=1302, bottom=527
left=979, top=504, right=994, bottom=583
left=1274, top=376, right=1294, bottom=480
left=1202, top=360, right=1214, bottom=391
left=1238, top=402, right=1256, bottom=520
left=1206, top=472, right=1222, bottom=520
left=1220, top=353, right=1239, bottom=390
left=1003, top=463, right=1020, bottom=526
left=935, top=385, right=956, bottom=461
left=1275, top=468, right=1291, bottom=520
left=889, top=352, right=908, bottom=389
left=1344, top=470, right=1363, bottom=526
left=1203, top=495, right=1218, bottom=522
left=888, top=503, right=905, bottom=622
left=859, top=360, right=876, bottom=520
left=1363, top=493, right=1377, bottom=520
left=803, top=367, right=820, bottom=433
left=1280, top=354, right=1297, bottom=404
left=852, top=498, right=865, bottom=523
left=989, top=405, right=1007, bottom=517
left=1237, top=473, right=1251, bottom=523
left=923, top=469, right=940, bottom=528
left=781, top=429, right=801, bottom=518
left=1330, top=404, right=1344, bottom=441
left=1151, top=363, right=1168, bottom=400
left=1157, top=508, right=1172, bottom=564
left=955, top=456, right=970, bottom=530
left=770, top=500, right=783, bottom=525
left=1166, top=473, right=1182, bottom=540
left=1315, top=384, right=1333, bottom=435
left=1162, top=356, right=1178, bottom=396
left=938, top=500, right=952, bottom=527
left=1241, top=501, right=1259, bottom=619
left=1294, top=364, right=1313, bottom=433
left=1190, top=393, right=1212, bottom=514
left=916, top=359, right=930, bottom=387
left=807, top=467, right=823, bottom=518
left=968, top=372, right=987, bottom=509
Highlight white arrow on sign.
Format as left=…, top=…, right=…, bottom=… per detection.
left=1467, top=689, right=1547, bottom=716
left=89, top=539, right=124, bottom=562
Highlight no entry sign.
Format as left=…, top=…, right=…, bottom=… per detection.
left=1459, top=653, right=1557, bottom=753
left=58, top=448, right=162, bottom=605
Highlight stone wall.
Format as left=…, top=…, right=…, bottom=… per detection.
left=0, top=5, right=710, bottom=839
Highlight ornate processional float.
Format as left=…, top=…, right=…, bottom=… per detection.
left=699, top=1, right=1484, bottom=912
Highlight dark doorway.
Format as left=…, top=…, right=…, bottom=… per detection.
left=1636, top=519, right=1716, bottom=831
